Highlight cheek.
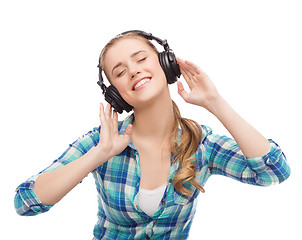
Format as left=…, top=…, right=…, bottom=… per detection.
left=112, top=80, right=127, bottom=94
left=149, top=57, right=165, bottom=79
left=153, top=57, right=162, bottom=71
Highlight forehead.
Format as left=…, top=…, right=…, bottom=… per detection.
left=104, top=38, right=154, bottom=66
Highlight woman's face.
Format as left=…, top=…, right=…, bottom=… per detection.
left=103, top=37, right=167, bottom=109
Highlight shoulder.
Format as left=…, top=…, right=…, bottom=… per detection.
left=73, top=113, right=133, bottom=150
left=117, top=113, right=134, bottom=134
left=193, top=124, right=213, bottom=160
left=70, top=126, right=100, bottom=153
left=200, top=124, right=213, bottom=142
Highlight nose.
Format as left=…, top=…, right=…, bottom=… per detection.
left=131, top=71, right=141, bottom=79
left=128, top=63, right=141, bottom=79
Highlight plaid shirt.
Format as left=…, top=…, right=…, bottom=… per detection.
left=15, top=113, right=291, bottom=239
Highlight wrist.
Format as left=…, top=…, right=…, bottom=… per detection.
left=204, top=95, right=227, bottom=116
left=86, top=146, right=111, bottom=169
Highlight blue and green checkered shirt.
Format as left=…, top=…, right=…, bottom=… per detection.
left=15, top=113, right=290, bottom=239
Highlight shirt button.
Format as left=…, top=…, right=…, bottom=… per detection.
left=169, top=178, right=173, bottom=183
left=161, top=199, right=166, bottom=205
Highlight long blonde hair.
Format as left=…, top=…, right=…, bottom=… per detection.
left=100, top=32, right=205, bottom=196
left=170, top=100, right=205, bottom=195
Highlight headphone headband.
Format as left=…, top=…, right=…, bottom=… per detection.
left=119, top=30, right=170, bottom=51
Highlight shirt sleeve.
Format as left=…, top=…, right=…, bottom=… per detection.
left=200, top=125, right=291, bottom=186
left=14, top=126, right=100, bottom=216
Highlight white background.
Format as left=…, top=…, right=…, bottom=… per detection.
left=1, top=0, right=301, bottom=239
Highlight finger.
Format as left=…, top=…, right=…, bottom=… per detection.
left=178, top=58, right=192, bottom=77
left=179, top=63, right=189, bottom=79
left=183, top=62, right=196, bottom=79
left=177, top=58, right=190, bottom=74
left=105, top=103, right=112, bottom=120
left=179, top=59, right=195, bottom=79
left=99, top=103, right=105, bottom=122
left=185, top=61, right=211, bottom=84
left=177, top=81, right=190, bottom=102
left=184, top=60, right=201, bottom=75
left=179, top=64, right=194, bottom=90
left=176, top=57, right=185, bottom=65
left=112, top=110, right=119, bottom=134
left=123, top=124, right=133, bottom=141
left=99, top=103, right=109, bottom=136
left=178, top=57, right=200, bottom=74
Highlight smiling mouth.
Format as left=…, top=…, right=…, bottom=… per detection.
left=132, top=78, right=151, bottom=91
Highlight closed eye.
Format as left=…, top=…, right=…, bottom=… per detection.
left=116, top=56, right=147, bottom=77
left=117, top=70, right=125, bottom=77
left=138, top=57, right=147, bottom=62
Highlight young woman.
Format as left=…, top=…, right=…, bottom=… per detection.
left=15, top=31, right=291, bottom=239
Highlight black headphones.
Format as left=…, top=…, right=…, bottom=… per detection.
left=97, top=30, right=181, bottom=114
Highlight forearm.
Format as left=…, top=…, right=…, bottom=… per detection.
left=207, top=96, right=270, bottom=158
left=33, top=147, right=108, bottom=205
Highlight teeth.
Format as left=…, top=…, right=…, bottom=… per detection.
left=134, top=78, right=150, bottom=90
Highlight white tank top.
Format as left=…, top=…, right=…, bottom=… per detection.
left=138, top=183, right=167, bottom=216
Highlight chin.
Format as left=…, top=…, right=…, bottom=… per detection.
left=132, top=89, right=169, bottom=110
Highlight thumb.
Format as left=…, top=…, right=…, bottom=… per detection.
left=123, top=124, right=133, bottom=142
left=177, top=81, right=190, bottom=102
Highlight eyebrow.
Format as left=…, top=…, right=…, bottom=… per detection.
left=111, top=50, right=146, bottom=74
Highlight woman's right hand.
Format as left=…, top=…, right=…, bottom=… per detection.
left=96, top=103, right=133, bottom=159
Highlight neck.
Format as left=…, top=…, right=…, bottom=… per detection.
left=132, top=90, right=175, bottom=143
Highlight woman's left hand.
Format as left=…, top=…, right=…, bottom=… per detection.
left=176, top=58, right=220, bottom=111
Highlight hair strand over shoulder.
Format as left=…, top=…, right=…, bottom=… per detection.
left=170, top=100, right=205, bottom=196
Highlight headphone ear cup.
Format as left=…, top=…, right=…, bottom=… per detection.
left=158, top=51, right=181, bottom=84
left=105, top=85, right=133, bottom=114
